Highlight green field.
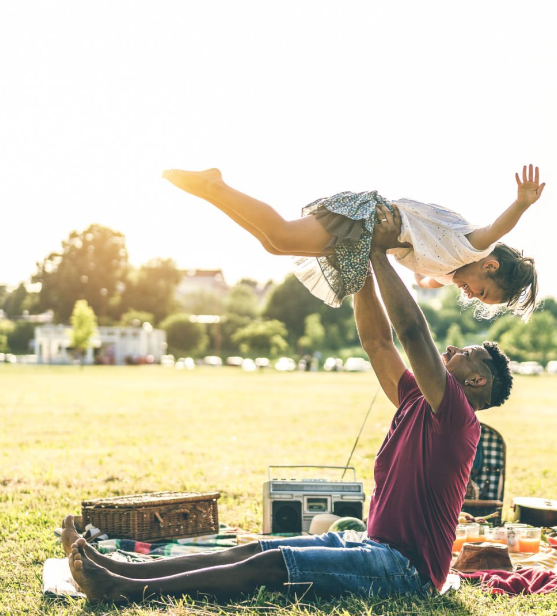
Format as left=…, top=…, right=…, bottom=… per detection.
left=1, top=365, right=556, bottom=616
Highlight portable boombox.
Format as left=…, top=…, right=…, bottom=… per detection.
left=262, top=465, right=366, bottom=534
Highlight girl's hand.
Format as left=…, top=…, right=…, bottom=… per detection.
left=516, top=164, right=546, bottom=208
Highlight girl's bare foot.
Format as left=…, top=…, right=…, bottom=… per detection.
left=162, top=168, right=223, bottom=198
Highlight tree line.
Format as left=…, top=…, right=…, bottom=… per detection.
left=1, top=223, right=556, bottom=365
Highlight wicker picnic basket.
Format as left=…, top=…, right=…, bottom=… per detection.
left=81, top=491, right=220, bottom=542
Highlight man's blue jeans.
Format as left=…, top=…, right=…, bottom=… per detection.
left=260, top=530, right=434, bottom=598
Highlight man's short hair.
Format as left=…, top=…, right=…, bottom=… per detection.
left=482, top=341, right=513, bottom=407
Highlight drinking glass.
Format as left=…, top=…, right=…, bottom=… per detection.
left=452, top=525, right=468, bottom=553
left=505, top=523, right=528, bottom=553
left=491, top=527, right=508, bottom=545
left=465, top=523, right=481, bottom=543
left=518, top=527, right=541, bottom=554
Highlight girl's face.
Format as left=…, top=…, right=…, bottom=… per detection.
left=453, top=260, right=505, bottom=305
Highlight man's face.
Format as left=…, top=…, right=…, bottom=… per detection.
left=442, top=344, right=491, bottom=379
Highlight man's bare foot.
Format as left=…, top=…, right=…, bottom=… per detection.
left=69, top=538, right=125, bottom=603
left=162, top=168, right=223, bottom=199
left=61, top=515, right=83, bottom=557
left=62, top=514, right=135, bottom=575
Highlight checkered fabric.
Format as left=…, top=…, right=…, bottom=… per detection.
left=470, top=423, right=506, bottom=501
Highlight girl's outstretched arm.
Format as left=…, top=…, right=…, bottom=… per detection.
left=414, top=273, right=444, bottom=289
left=466, top=164, right=545, bottom=251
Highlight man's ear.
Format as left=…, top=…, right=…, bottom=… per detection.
left=482, top=258, right=500, bottom=272
left=464, top=376, right=488, bottom=388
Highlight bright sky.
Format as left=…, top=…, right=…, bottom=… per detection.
left=1, top=0, right=556, bottom=299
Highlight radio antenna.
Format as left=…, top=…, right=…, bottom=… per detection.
left=341, top=386, right=381, bottom=480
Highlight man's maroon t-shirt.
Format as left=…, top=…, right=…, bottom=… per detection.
left=366, top=369, right=481, bottom=590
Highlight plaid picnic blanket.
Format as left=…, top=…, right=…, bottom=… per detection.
left=94, top=525, right=294, bottom=561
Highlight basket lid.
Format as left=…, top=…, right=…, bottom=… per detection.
left=82, top=491, right=220, bottom=508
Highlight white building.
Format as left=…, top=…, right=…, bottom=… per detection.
left=35, top=324, right=166, bottom=365
left=176, top=269, right=229, bottom=302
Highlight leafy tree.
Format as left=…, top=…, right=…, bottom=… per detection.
left=120, top=258, right=181, bottom=324
left=0, top=334, right=9, bottom=353
left=220, top=283, right=261, bottom=354
left=298, top=313, right=325, bottom=353
left=232, top=319, right=289, bottom=357
left=445, top=323, right=465, bottom=349
left=487, top=314, right=516, bottom=342
left=539, top=297, right=557, bottom=319
left=499, top=311, right=557, bottom=364
left=3, top=283, right=28, bottom=318
left=119, top=310, right=155, bottom=327
left=7, top=322, right=35, bottom=354
left=159, top=313, right=208, bottom=357
left=33, top=224, right=128, bottom=323
left=264, top=275, right=324, bottom=341
left=226, top=283, right=259, bottom=319
left=70, top=300, right=98, bottom=364
left=181, top=290, right=225, bottom=317
left=264, top=274, right=356, bottom=348
left=418, top=287, right=488, bottom=347
left=0, top=321, right=14, bottom=353
left=318, top=301, right=358, bottom=350
left=0, top=285, right=9, bottom=310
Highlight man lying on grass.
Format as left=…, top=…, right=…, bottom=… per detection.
left=61, top=205, right=513, bottom=603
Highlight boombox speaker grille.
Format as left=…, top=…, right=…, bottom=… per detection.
left=272, top=500, right=302, bottom=533
left=333, top=501, right=364, bottom=520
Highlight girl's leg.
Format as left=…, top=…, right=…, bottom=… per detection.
left=163, top=168, right=334, bottom=255
left=202, top=198, right=332, bottom=257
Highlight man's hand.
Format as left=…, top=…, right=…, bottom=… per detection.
left=371, top=204, right=403, bottom=250
left=515, top=164, right=545, bottom=208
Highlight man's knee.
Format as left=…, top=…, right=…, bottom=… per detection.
left=242, top=549, right=288, bottom=588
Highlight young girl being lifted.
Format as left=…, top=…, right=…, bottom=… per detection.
left=163, top=164, right=544, bottom=319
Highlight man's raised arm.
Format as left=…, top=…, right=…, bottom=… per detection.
left=354, top=275, right=407, bottom=407
left=370, top=204, right=447, bottom=411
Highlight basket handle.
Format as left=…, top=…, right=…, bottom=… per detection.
left=154, top=509, right=191, bottom=527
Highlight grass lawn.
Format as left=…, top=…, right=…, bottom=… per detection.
left=1, top=364, right=556, bottom=615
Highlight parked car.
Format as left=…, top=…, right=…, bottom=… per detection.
left=242, top=358, right=257, bottom=372
left=344, top=357, right=372, bottom=372
left=160, top=354, right=175, bottom=367
left=255, top=357, right=271, bottom=369
left=203, top=356, right=223, bottom=367
left=509, top=361, right=521, bottom=374
left=323, top=357, right=344, bottom=372
left=225, top=356, right=244, bottom=367
left=175, top=357, right=195, bottom=370
left=546, top=361, right=557, bottom=374
left=275, top=357, right=296, bottom=372
left=518, top=361, right=543, bottom=375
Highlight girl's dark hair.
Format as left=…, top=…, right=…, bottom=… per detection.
left=488, top=243, right=538, bottom=321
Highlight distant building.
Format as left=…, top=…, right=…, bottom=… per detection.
left=35, top=324, right=166, bottom=365
left=13, top=310, right=54, bottom=324
left=176, top=269, right=229, bottom=302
